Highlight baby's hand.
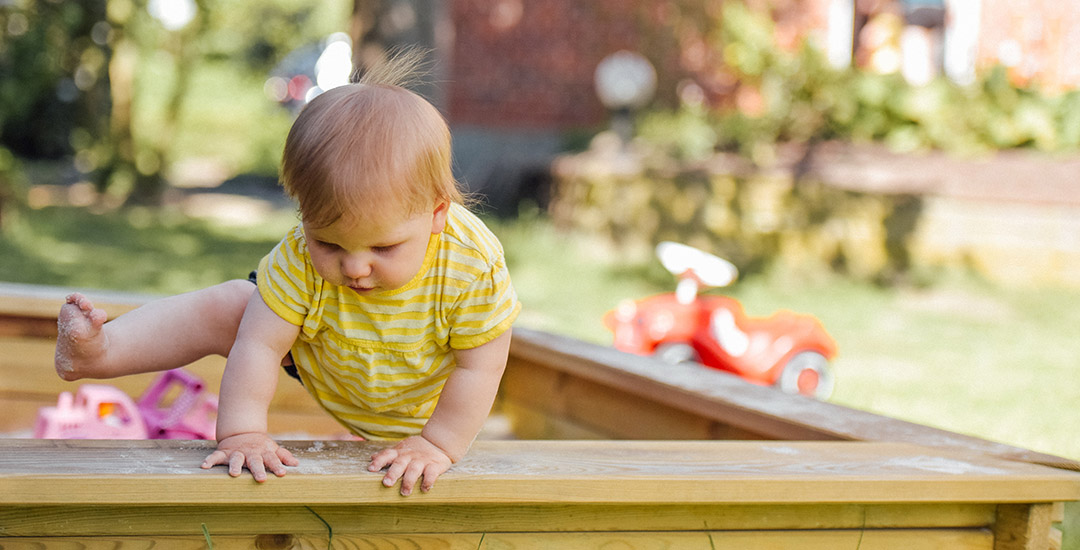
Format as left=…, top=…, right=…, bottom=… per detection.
left=201, top=432, right=299, bottom=482
left=368, top=435, right=453, bottom=496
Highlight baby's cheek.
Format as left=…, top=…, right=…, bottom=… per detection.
left=309, top=257, right=337, bottom=282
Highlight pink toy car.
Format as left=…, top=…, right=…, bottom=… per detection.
left=35, top=369, right=218, bottom=440
left=34, top=384, right=148, bottom=439
left=136, top=368, right=218, bottom=440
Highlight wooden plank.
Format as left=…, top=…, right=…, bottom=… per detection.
left=0, top=438, right=1069, bottom=549
left=1050, top=501, right=1065, bottom=522
left=0, top=282, right=150, bottom=339
left=1049, top=527, right=1063, bottom=550
left=0, top=337, right=345, bottom=436
left=0, top=397, right=39, bottom=435
left=0, top=281, right=163, bottom=347
left=1, top=440, right=1078, bottom=506
left=0, top=392, right=348, bottom=438
left=501, top=360, right=713, bottom=439
left=0, top=337, right=320, bottom=413
left=0, top=337, right=230, bottom=398
left=506, top=328, right=1080, bottom=471
left=0, top=314, right=56, bottom=339
left=0, top=534, right=482, bottom=549
left=480, top=530, right=993, bottom=550
left=499, top=400, right=617, bottom=440
left=0, top=282, right=152, bottom=319
left=0, top=530, right=996, bottom=550
left=0, top=503, right=999, bottom=536
left=501, top=358, right=779, bottom=441
left=994, top=503, right=1054, bottom=550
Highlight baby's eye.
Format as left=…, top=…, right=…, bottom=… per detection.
left=316, top=240, right=341, bottom=250
left=372, top=244, right=398, bottom=254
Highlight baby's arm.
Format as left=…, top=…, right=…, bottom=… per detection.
left=369, top=328, right=513, bottom=495
left=201, top=291, right=301, bottom=482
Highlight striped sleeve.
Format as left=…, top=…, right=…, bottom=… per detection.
left=446, top=251, right=521, bottom=350
left=256, top=226, right=314, bottom=327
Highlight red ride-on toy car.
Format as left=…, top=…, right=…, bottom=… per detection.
left=604, top=242, right=837, bottom=399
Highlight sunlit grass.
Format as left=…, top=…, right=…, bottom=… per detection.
left=736, top=273, right=1080, bottom=461
left=136, top=56, right=296, bottom=177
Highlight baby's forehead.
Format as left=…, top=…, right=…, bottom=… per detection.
left=308, top=206, right=427, bottom=240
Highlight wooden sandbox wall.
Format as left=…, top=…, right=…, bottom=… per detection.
left=1, top=282, right=1078, bottom=549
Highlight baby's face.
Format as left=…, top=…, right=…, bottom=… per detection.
left=303, top=202, right=448, bottom=294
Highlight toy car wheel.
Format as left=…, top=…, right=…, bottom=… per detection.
left=653, top=342, right=699, bottom=365
left=776, top=351, right=834, bottom=399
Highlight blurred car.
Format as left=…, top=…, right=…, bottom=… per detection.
left=264, top=32, right=354, bottom=113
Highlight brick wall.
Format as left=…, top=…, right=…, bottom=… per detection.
left=447, top=0, right=677, bottom=130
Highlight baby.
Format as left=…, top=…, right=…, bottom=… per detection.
left=54, top=50, right=520, bottom=496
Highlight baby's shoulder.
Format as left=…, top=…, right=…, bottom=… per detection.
left=442, top=204, right=505, bottom=261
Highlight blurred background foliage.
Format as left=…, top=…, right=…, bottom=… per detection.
left=0, top=0, right=350, bottom=206
left=3, top=0, right=1079, bottom=214
left=637, top=1, right=1080, bottom=164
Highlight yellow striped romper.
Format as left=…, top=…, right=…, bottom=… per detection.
left=256, top=203, right=521, bottom=439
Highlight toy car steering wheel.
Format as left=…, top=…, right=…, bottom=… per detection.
left=656, top=242, right=738, bottom=288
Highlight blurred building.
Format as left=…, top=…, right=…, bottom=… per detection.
left=444, top=0, right=653, bottom=213
left=350, top=0, right=1079, bottom=212
left=976, top=0, right=1080, bottom=90
left=841, top=0, right=1080, bottom=90
left=351, top=0, right=661, bottom=213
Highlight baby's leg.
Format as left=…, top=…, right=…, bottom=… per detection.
left=55, top=279, right=256, bottom=381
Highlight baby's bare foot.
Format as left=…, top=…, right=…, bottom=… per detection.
left=54, top=293, right=109, bottom=380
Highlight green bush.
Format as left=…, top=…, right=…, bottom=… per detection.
left=0, top=1, right=111, bottom=159
left=638, top=1, right=1080, bottom=160
left=0, top=145, right=26, bottom=230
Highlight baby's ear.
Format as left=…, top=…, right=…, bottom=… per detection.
left=431, top=201, right=449, bottom=234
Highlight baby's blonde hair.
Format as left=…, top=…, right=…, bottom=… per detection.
left=280, top=48, right=462, bottom=228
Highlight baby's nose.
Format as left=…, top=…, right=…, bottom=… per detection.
left=341, top=255, right=373, bottom=279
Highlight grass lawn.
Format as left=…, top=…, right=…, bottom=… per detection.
left=3, top=199, right=1079, bottom=546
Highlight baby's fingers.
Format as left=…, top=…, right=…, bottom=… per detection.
left=382, top=457, right=411, bottom=489
left=201, top=450, right=228, bottom=470
left=368, top=448, right=398, bottom=473
left=262, top=451, right=290, bottom=478
left=276, top=446, right=300, bottom=467
left=228, top=451, right=250, bottom=478
left=420, top=461, right=450, bottom=493
left=399, top=460, right=429, bottom=496
left=243, top=453, right=273, bottom=482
